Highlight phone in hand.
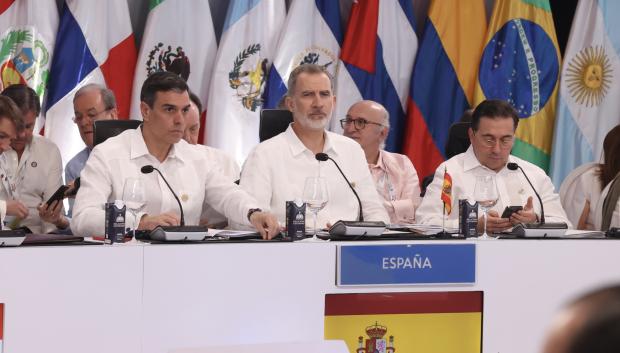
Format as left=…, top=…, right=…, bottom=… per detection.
left=501, top=205, right=523, bottom=219
left=65, top=177, right=81, bottom=197
left=46, top=185, right=70, bottom=207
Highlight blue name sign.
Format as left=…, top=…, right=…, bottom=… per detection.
left=337, top=244, right=476, bottom=286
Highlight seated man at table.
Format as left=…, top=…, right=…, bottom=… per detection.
left=342, top=100, right=420, bottom=224
left=416, top=99, right=570, bottom=232
left=239, top=64, right=389, bottom=226
left=72, top=71, right=279, bottom=238
left=183, top=91, right=239, bottom=227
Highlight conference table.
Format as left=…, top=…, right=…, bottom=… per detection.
left=1, top=237, right=620, bottom=353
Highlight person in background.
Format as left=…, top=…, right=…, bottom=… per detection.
left=0, top=96, right=26, bottom=228
left=342, top=100, right=420, bottom=224
left=1, top=84, right=68, bottom=233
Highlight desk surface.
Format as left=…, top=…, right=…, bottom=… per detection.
left=2, top=239, right=620, bottom=353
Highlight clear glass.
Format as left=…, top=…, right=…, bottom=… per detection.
left=122, top=178, right=146, bottom=241
left=474, top=175, right=499, bottom=239
left=302, top=177, right=329, bottom=239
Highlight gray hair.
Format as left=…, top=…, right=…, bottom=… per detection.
left=73, top=83, right=117, bottom=110
left=286, top=64, right=334, bottom=96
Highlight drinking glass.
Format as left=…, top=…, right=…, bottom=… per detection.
left=302, top=177, right=329, bottom=239
left=122, top=178, right=146, bottom=239
left=474, top=175, right=499, bottom=239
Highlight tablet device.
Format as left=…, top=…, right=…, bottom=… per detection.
left=46, top=185, right=69, bottom=206
left=501, top=205, right=523, bottom=218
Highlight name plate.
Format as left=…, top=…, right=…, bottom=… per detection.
left=337, top=244, right=476, bottom=286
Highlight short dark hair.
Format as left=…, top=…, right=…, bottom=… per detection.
left=140, top=71, right=188, bottom=108
left=0, top=95, right=24, bottom=129
left=287, top=64, right=334, bottom=96
left=73, top=83, right=117, bottom=110
left=471, top=100, right=519, bottom=131
left=1, top=84, right=40, bottom=115
left=188, top=91, right=202, bottom=113
left=566, top=285, right=620, bottom=353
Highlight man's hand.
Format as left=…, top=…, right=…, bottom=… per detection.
left=138, top=212, right=180, bottom=230
left=510, top=196, right=538, bottom=224
left=38, top=200, right=69, bottom=229
left=478, top=210, right=512, bottom=234
left=6, top=200, right=28, bottom=219
left=64, top=180, right=77, bottom=199
left=249, top=211, right=281, bottom=239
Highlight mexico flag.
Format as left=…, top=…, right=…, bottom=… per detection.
left=325, top=292, right=482, bottom=353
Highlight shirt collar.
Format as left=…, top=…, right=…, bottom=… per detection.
left=369, top=150, right=386, bottom=171
left=129, top=127, right=186, bottom=164
left=284, top=124, right=339, bottom=158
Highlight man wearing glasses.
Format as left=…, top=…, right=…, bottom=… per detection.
left=416, top=99, right=570, bottom=232
left=342, top=100, right=420, bottom=224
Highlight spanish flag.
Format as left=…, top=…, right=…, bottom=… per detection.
left=325, top=292, right=482, bottom=353
left=441, top=167, right=453, bottom=215
left=474, top=0, right=560, bottom=171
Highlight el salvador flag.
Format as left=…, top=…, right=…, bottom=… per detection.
left=330, top=0, right=418, bottom=152
left=45, top=0, right=136, bottom=167
left=263, top=0, right=343, bottom=109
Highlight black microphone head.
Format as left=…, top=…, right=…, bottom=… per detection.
left=315, top=153, right=329, bottom=162
left=141, top=165, right=154, bottom=174
left=507, top=162, right=519, bottom=171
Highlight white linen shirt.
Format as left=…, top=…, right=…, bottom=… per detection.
left=1, top=136, right=64, bottom=233
left=417, top=146, right=571, bottom=228
left=239, top=125, right=389, bottom=226
left=71, top=128, right=258, bottom=237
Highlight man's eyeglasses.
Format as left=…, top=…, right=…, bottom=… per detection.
left=340, top=117, right=385, bottom=130
left=476, top=133, right=514, bottom=149
left=72, top=109, right=111, bottom=124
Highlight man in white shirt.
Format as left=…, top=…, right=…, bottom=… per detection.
left=72, top=71, right=279, bottom=238
left=1, top=84, right=68, bottom=233
left=240, top=64, right=389, bottom=226
left=417, top=99, right=570, bottom=232
left=0, top=96, right=27, bottom=228
left=184, top=91, right=239, bottom=227
left=342, top=100, right=420, bottom=223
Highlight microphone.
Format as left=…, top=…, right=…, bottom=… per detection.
left=506, top=162, right=567, bottom=237
left=141, top=165, right=185, bottom=226
left=315, top=153, right=364, bottom=222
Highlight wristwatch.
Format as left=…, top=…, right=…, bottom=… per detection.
left=247, top=208, right=262, bottom=221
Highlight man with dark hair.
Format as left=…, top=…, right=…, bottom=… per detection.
left=543, top=285, right=620, bottom=353
left=0, top=95, right=28, bottom=228
left=239, top=64, right=388, bottom=226
left=72, top=72, right=279, bottom=238
left=417, top=99, right=569, bottom=232
left=1, top=84, right=69, bottom=232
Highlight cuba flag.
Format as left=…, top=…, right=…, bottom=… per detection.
left=402, top=0, right=487, bottom=181
left=45, top=0, right=137, bottom=166
left=330, top=0, right=417, bottom=153
left=263, top=0, right=342, bottom=110
left=474, top=0, right=560, bottom=172
left=550, top=0, right=620, bottom=187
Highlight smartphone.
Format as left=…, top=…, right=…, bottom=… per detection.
left=46, top=185, right=70, bottom=207
left=65, top=177, right=81, bottom=197
left=501, top=205, right=523, bottom=219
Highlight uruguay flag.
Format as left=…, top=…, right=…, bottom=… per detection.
left=263, top=0, right=342, bottom=109
left=329, top=0, right=417, bottom=152
left=45, top=0, right=137, bottom=166
left=550, top=0, right=620, bottom=187
left=402, top=0, right=487, bottom=181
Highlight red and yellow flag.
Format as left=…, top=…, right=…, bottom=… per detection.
left=441, top=167, right=453, bottom=215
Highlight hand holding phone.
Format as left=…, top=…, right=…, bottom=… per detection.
left=46, top=185, right=70, bottom=207
left=501, top=205, right=523, bottom=219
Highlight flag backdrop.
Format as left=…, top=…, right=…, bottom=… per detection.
left=262, top=0, right=343, bottom=110
left=325, top=292, right=482, bottom=353
left=0, top=0, right=58, bottom=133
left=474, top=0, right=561, bottom=172
left=402, top=0, right=486, bottom=181
left=45, top=0, right=136, bottom=166
left=550, top=0, right=620, bottom=187
left=206, top=0, right=285, bottom=164
left=330, top=0, right=418, bottom=152
left=130, top=0, right=217, bottom=144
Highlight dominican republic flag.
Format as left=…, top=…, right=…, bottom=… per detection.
left=329, top=0, right=417, bottom=153
left=0, top=0, right=58, bottom=133
left=550, top=0, right=620, bottom=187
left=130, top=0, right=217, bottom=144
left=262, top=0, right=343, bottom=110
left=473, top=0, right=560, bottom=172
left=402, top=0, right=486, bottom=181
left=206, top=0, right=285, bottom=165
left=45, top=0, right=137, bottom=166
